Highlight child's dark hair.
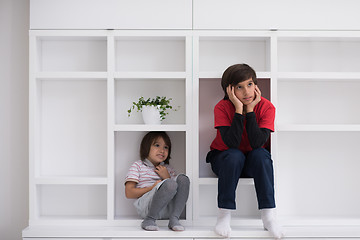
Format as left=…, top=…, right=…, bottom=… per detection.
left=221, top=63, right=257, bottom=100
left=140, top=131, right=172, bottom=164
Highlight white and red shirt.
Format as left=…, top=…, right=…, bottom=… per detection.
left=125, top=159, right=177, bottom=188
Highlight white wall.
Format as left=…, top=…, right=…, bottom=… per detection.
left=0, top=0, right=29, bottom=239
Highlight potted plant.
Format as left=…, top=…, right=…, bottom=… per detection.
left=127, top=96, right=178, bottom=124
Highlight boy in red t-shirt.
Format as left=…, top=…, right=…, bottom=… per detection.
left=206, top=64, right=283, bottom=239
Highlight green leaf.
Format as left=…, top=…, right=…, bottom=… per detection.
left=127, top=95, right=180, bottom=121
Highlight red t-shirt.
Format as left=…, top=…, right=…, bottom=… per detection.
left=210, top=97, right=275, bottom=153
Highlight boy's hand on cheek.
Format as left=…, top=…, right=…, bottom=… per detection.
left=227, top=85, right=243, bottom=114
left=155, top=165, right=171, bottom=179
left=247, top=85, right=262, bottom=112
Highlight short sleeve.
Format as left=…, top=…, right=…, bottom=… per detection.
left=258, top=102, right=275, bottom=132
left=125, top=161, right=141, bottom=184
left=214, top=101, right=233, bottom=128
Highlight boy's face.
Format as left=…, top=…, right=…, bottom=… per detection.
left=147, top=137, right=169, bottom=166
left=233, top=78, right=256, bottom=105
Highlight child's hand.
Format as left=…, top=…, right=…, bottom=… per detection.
left=227, top=85, right=243, bottom=114
left=155, top=165, right=171, bottom=180
left=246, top=85, right=262, bottom=112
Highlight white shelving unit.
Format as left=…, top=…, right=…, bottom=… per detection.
left=275, top=31, right=360, bottom=226
left=192, top=31, right=274, bottom=227
left=192, top=30, right=360, bottom=230
left=29, top=31, right=108, bottom=226
left=111, top=31, right=193, bottom=224
left=26, top=27, right=360, bottom=239
left=28, top=30, right=193, bottom=227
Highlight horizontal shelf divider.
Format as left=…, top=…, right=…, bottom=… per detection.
left=194, top=30, right=273, bottom=37
left=277, top=124, right=360, bottom=132
left=198, top=177, right=254, bottom=185
left=199, top=71, right=270, bottom=79
left=113, top=30, right=192, bottom=37
left=114, top=124, right=189, bottom=132
left=35, top=176, right=108, bottom=185
left=278, top=72, right=360, bottom=80
left=23, top=224, right=360, bottom=238
left=114, top=71, right=187, bottom=79
left=30, top=30, right=110, bottom=37
left=36, top=72, right=108, bottom=79
left=276, top=30, right=360, bottom=38
left=23, top=225, right=273, bottom=238
left=278, top=216, right=360, bottom=227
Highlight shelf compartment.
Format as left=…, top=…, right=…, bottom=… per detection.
left=115, top=36, right=186, bottom=72
left=36, top=36, right=107, bottom=72
left=36, top=79, right=107, bottom=177
left=278, top=37, right=360, bottom=72
left=276, top=131, right=360, bottom=219
left=115, top=78, right=186, bottom=125
left=199, top=36, right=271, bottom=73
left=198, top=184, right=260, bottom=218
left=199, top=78, right=271, bottom=178
left=114, top=131, right=186, bottom=219
left=277, top=79, right=360, bottom=125
left=36, top=185, right=107, bottom=220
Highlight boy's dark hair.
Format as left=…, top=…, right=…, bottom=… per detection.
left=221, top=63, right=257, bottom=100
left=140, top=131, right=172, bottom=164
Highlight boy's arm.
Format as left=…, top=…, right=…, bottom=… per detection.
left=218, top=113, right=245, bottom=148
left=245, top=112, right=270, bottom=149
left=125, top=180, right=161, bottom=199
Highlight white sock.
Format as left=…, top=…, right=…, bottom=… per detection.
left=260, top=208, right=283, bottom=239
left=214, top=208, right=232, bottom=238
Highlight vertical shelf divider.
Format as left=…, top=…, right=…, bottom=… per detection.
left=29, top=33, right=37, bottom=222
left=192, top=34, right=200, bottom=222
left=185, top=34, right=193, bottom=221
left=107, top=33, right=115, bottom=221
left=270, top=32, right=281, bottom=215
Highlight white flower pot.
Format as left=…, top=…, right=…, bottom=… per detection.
left=141, top=105, right=162, bottom=125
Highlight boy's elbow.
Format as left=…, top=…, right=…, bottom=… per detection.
left=125, top=181, right=139, bottom=199
left=125, top=185, right=135, bottom=199
left=125, top=189, right=140, bottom=199
left=125, top=190, right=135, bottom=199
left=125, top=191, right=131, bottom=199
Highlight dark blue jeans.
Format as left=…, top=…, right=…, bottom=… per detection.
left=208, top=148, right=275, bottom=210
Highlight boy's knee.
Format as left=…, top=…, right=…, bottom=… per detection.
left=226, top=148, right=244, bottom=157
left=176, top=174, right=190, bottom=186
left=161, top=179, right=178, bottom=193
left=223, top=149, right=245, bottom=168
left=249, top=148, right=270, bottom=159
left=248, top=148, right=272, bottom=167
